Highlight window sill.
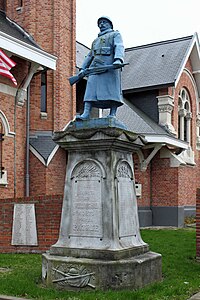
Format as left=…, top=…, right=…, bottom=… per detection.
left=0, top=171, right=8, bottom=186
left=16, top=7, right=23, bottom=13
left=40, top=112, right=47, bottom=120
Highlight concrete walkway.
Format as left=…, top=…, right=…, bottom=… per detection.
left=0, top=296, right=31, bottom=300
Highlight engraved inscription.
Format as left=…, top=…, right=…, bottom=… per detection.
left=70, top=161, right=102, bottom=237
left=116, top=161, right=136, bottom=237
left=11, top=204, right=38, bottom=245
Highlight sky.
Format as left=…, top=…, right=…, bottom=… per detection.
left=76, top=0, right=200, bottom=49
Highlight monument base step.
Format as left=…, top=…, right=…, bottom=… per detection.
left=42, top=251, right=162, bottom=291
left=50, top=244, right=150, bottom=260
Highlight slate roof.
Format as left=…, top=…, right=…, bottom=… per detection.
left=29, top=133, right=57, bottom=163
left=102, top=99, right=188, bottom=149
left=102, top=98, right=170, bottom=135
left=0, top=10, right=41, bottom=49
left=122, top=35, right=193, bottom=92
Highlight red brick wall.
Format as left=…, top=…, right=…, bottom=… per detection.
left=29, top=71, right=54, bottom=132
left=0, top=58, right=29, bottom=199
left=151, top=154, right=179, bottom=207
left=134, top=149, right=197, bottom=209
left=0, top=0, right=4, bottom=9
left=29, top=148, right=66, bottom=196
left=46, top=149, right=66, bottom=194
left=134, top=152, right=151, bottom=207
left=1, top=0, right=76, bottom=199
left=5, top=0, right=76, bottom=131
left=178, top=166, right=197, bottom=206
left=1, top=93, right=15, bottom=198
left=196, top=188, right=200, bottom=258
left=0, top=194, right=63, bottom=253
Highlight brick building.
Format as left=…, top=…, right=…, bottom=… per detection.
left=0, top=1, right=76, bottom=252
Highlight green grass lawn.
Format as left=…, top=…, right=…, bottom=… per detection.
left=0, top=229, right=200, bottom=300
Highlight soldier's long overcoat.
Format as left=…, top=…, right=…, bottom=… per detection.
left=81, top=28, right=124, bottom=109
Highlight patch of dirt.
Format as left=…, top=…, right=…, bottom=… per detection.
left=0, top=267, right=12, bottom=273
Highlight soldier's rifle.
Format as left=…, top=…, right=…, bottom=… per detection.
left=68, top=62, right=129, bottom=86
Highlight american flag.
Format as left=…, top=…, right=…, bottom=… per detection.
left=0, top=49, right=17, bottom=86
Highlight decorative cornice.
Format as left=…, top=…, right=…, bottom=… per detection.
left=158, top=104, right=174, bottom=113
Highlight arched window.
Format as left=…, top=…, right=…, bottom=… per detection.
left=178, top=88, right=192, bottom=144
left=0, top=111, right=14, bottom=185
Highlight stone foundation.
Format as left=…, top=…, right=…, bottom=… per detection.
left=42, top=251, right=162, bottom=291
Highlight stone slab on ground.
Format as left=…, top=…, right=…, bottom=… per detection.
left=0, top=296, right=31, bottom=300
left=189, top=292, right=200, bottom=299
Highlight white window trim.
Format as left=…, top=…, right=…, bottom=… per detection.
left=178, top=88, right=192, bottom=144
left=0, top=170, right=8, bottom=186
left=0, top=111, right=15, bottom=186
left=178, top=88, right=195, bottom=164
left=0, top=110, right=15, bottom=137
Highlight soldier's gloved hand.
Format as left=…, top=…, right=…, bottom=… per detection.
left=78, top=68, right=86, bottom=78
left=113, top=59, right=123, bottom=68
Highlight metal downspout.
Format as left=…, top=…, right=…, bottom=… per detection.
left=150, top=161, right=153, bottom=225
left=25, top=85, right=30, bottom=197
left=14, top=94, right=17, bottom=199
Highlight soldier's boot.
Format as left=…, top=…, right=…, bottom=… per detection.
left=107, top=105, right=118, bottom=118
left=76, top=102, right=92, bottom=120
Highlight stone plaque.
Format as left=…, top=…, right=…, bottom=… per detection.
left=116, top=161, right=136, bottom=237
left=70, top=160, right=103, bottom=237
left=11, top=204, right=38, bottom=246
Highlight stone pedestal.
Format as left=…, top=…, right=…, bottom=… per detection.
left=42, top=118, right=162, bottom=291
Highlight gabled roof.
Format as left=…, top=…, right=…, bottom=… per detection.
left=0, top=10, right=57, bottom=70
left=122, top=35, right=194, bottom=92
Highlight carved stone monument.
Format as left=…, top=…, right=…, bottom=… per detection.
left=12, top=204, right=38, bottom=246
left=42, top=118, right=162, bottom=290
